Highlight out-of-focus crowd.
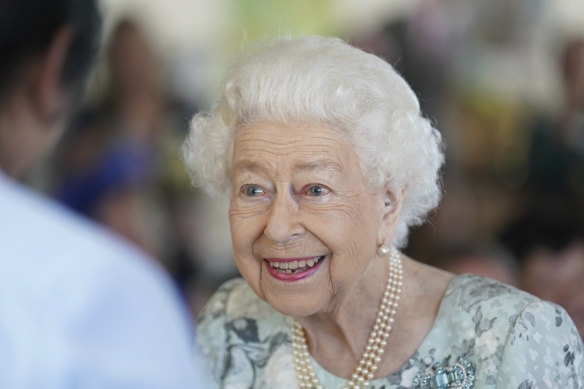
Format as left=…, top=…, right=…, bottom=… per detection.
left=28, top=1, right=584, bottom=337
left=353, top=2, right=584, bottom=336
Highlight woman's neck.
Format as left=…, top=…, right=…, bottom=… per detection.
left=293, top=256, right=454, bottom=380
left=296, top=253, right=391, bottom=375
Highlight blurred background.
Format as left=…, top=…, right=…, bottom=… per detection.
left=26, top=0, right=584, bottom=335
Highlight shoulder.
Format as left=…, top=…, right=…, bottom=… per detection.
left=445, top=274, right=579, bottom=347
left=0, top=178, right=202, bottom=387
left=197, top=278, right=287, bottom=340
left=197, top=278, right=256, bottom=319
left=0, top=177, right=189, bottom=334
left=435, top=274, right=543, bottom=339
left=445, top=274, right=539, bottom=317
left=0, top=176, right=168, bottom=286
left=438, top=274, right=550, bottom=352
left=432, top=275, right=584, bottom=387
left=497, top=298, right=584, bottom=388
left=197, top=278, right=291, bottom=387
left=423, top=275, right=543, bottom=360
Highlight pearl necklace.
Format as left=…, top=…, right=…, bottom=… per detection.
left=290, top=248, right=403, bottom=389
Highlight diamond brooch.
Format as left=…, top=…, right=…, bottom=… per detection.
left=412, top=357, right=475, bottom=389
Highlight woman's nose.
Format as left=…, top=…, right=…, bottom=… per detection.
left=263, top=192, right=304, bottom=243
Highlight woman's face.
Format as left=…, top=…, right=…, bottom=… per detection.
left=229, top=122, right=395, bottom=318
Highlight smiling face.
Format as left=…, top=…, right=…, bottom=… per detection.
left=229, top=122, right=398, bottom=318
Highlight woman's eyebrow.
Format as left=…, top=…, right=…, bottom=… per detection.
left=232, top=159, right=344, bottom=178
left=292, top=160, right=344, bottom=175
left=232, top=160, right=269, bottom=176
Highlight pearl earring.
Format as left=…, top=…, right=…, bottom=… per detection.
left=377, top=244, right=390, bottom=257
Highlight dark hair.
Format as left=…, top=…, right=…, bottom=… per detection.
left=500, top=209, right=584, bottom=266
left=0, top=0, right=101, bottom=97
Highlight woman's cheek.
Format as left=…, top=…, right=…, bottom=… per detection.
left=229, top=208, right=260, bottom=259
left=306, top=201, right=365, bottom=228
left=318, top=201, right=376, bottom=252
left=231, top=218, right=258, bottom=252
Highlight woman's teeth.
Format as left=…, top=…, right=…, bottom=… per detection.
left=269, top=256, right=324, bottom=274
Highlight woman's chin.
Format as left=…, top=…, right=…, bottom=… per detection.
left=260, top=279, right=328, bottom=318
left=266, top=297, right=323, bottom=318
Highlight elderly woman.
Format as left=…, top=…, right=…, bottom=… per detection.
left=183, top=36, right=583, bottom=388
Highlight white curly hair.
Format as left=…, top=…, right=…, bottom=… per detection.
left=182, top=36, right=444, bottom=247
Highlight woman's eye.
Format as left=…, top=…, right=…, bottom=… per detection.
left=242, top=185, right=264, bottom=197
left=306, top=185, right=330, bottom=197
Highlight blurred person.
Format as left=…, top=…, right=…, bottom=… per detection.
left=558, top=38, right=584, bottom=154
left=0, top=0, right=210, bottom=387
left=502, top=210, right=584, bottom=338
left=183, top=36, right=583, bottom=388
left=55, top=18, right=172, bottom=260
left=406, top=175, right=482, bottom=262
left=502, top=38, right=584, bottom=341
left=438, top=244, right=520, bottom=286
left=524, top=37, right=584, bottom=217
left=53, top=18, right=215, bottom=316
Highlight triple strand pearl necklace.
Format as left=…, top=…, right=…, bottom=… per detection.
left=290, top=247, right=403, bottom=389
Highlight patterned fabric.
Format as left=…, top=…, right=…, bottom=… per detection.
left=197, top=274, right=584, bottom=389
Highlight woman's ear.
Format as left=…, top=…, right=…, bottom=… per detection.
left=377, top=185, right=407, bottom=244
left=381, top=186, right=406, bottom=221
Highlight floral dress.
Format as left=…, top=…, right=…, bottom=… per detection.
left=196, top=274, right=584, bottom=388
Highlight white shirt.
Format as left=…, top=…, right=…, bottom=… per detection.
left=0, top=171, right=210, bottom=388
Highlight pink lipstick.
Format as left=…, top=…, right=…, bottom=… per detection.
left=265, top=255, right=326, bottom=281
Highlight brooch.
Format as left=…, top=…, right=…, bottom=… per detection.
left=412, top=357, right=475, bottom=389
